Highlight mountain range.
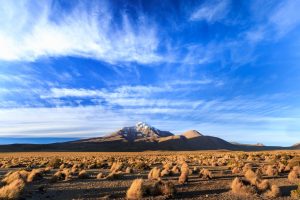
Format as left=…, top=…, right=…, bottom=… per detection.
left=0, top=122, right=296, bottom=152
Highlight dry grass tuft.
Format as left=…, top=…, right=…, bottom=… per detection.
left=178, top=165, right=189, bottom=184
left=145, top=180, right=176, bottom=197
left=160, top=169, right=171, bottom=177
left=71, top=164, right=80, bottom=175
left=157, top=181, right=176, bottom=197
left=110, top=162, right=123, bottom=172
left=44, top=166, right=52, bottom=173
left=231, top=167, right=241, bottom=174
left=106, top=171, right=123, bottom=180
left=96, top=172, right=105, bottom=179
left=265, top=165, right=278, bottom=176
left=288, top=169, right=300, bottom=183
left=125, top=167, right=133, bottom=174
left=242, top=163, right=253, bottom=173
left=291, top=184, right=300, bottom=199
left=256, top=179, right=270, bottom=191
left=126, top=179, right=144, bottom=200
left=48, top=158, right=62, bottom=168
left=244, top=169, right=260, bottom=185
left=27, top=169, right=43, bottom=183
left=2, top=170, right=29, bottom=185
left=199, top=168, right=213, bottom=180
left=171, top=166, right=180, bottom=175
left=0, top=179, right=25, bottom=199
left=148, top=167, right=161, bottom=181
left=231, top=177, right=256, bottom=196
left=192, top=166, right=200, bottom=174
left=78, top=170, right=90, bottom=179
left=51, top=170, right=70, bottom=182
left=264, top=185, right=281, bottom=198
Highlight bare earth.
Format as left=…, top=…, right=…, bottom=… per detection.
left=0, top=151, right=299, bottom=200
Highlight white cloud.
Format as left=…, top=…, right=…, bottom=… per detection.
left=0, top=1, right=161, bottom=64
left=0, top=101, right=299, bottom=146
left=0, top=106, right=132, bottom=137
left=190, top=0, right=230, bottom=23
left=0, top=79, right=298, bottom=146
left=270, top=0, right=300, bottom=37
left=244, top=0, right=300, bottom=44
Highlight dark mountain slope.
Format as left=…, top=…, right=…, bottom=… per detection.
left=0, top=122, right=290, bottom=152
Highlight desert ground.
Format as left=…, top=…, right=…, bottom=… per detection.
left=0, top=151, right=299, bottom=200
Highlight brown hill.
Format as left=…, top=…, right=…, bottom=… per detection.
left=292, top=142, right=300, bottom=149
left=182, top=130, right=203, bottom=139
left=0, top=122, right=289, bottom=152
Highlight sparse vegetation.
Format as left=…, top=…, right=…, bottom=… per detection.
left=0, top=151, right=298, bottom=199
left=126, top=179, right=144, bottom=199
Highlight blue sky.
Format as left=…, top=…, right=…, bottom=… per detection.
left=0, top=0, right=300, bottom=146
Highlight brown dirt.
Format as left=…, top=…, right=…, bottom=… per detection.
left=0, top=151, right=299, bottom=200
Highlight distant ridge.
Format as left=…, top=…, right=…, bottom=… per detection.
left=230, top=142, right=265, bottom=147
left=0, top=122, right=290, bottom=152
left=182, top=130, right=203, bottom=139
left=292, top=142, right=300, bottom=149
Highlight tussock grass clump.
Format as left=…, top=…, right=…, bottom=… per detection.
left=96, top=172, right=105, bottom=179
left=178, top=163, right=189, bottom=184
left=132, top=162, right=149, bottom=170
left=126, top=179, right=144, bottom=200
left=27, top=169, right=43, bottom=183
left=78, top=170, right=90, bottom=179
left=126, top=178, right=176, bottom=199
left=199, top=168, right=213, bottom=180
left=51, top=169, right=71, bottom=182
left=192, top=166, right=200, bottom=174
left=44, top=166, right=52, bottom=173
left=156, top=181, right=176, bottom=197
left=291, top=184, right=300, bottom=199
left=288, top=169, right=300, bottom=183
left=2, top=170, right=29, bottom=185
left=265, top=165, right=278, bottom=176
left=148, top=167, right=161, bottom=181
left=147, top=180, right=176, bottom=197
left=87, top=163, right=97, bottom=169
left=232, top=167, right=241, bottom=174
left=125, top=167, right=133, bottom=174
left=244, top=169, right=260, bottom=185
left=256, top=179, right=270, bottom=192
left=110, top=162, right=123, bottom=172
left=288, top=157, right=300, bottom=168
left=71, top=164, right=80, bottom=175
left=242, top=163, right=253, bottom=173
left=0, top=179, right=25, bottom=199
left=171, top=166, right=180, bottom=175
left=160, top=169, right=171, bottom=177
left=106, top=171, right=123, bottom=180
left=231, top=175, right=281, bottom=197
left=293, top=166, right=300, bottom=173
left=48, top=158, right=62, bottom=168
left=51, top=171, right=65, bottom=182
left=278, top=163, right=286, bottom=173
left=231, top=177, right=256, bottom=196
left=264, top=185, right=281, bottom=198
left=163, top=163, right=173, bottom=170
left=59, top=164, right=65, bottom=170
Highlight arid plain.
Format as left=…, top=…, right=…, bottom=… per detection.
left=0, top=151, right=299, bottom=200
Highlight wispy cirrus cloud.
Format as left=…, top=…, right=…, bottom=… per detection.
left=190, top=0, right=230, bottom=23
left=269, top=0, right=300, bottom=38
left=0, top=1, right=162, bottom=64
left=0, top=93, right=299, bottom=146
left=243, top=0, right=300, bottom=45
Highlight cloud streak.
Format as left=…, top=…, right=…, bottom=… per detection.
left=0, top=1, right=162, bottom=64
left=190, top=0, right=230, bottom=23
